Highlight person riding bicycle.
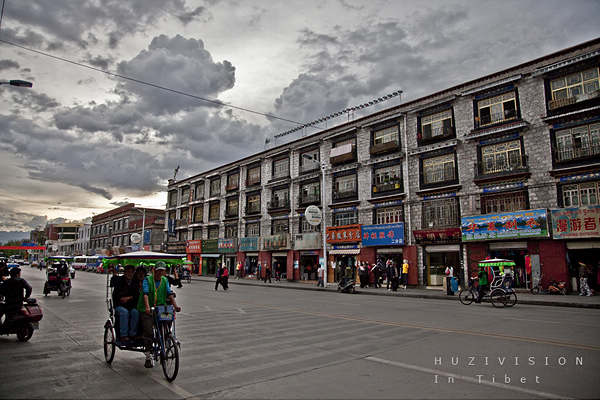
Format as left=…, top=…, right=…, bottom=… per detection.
left=476, top=265, right=490, bottom=303
left=138, top=261, right=181, bottom=368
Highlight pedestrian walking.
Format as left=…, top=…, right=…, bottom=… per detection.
left=235, top=262, right=241, bottom=279
left=264, top=264, right=272, bottom=283
left=579, top=262, right=592, bottom=296
left=257, top=262, right=262, bottom=280
left=222, top=264, right=229, bottom=290
left=391, top=262, right=400, bottom=291
left=214, top=263, right=222, bottom=291
left=401, top=259, right=409, bottom=289
left=358, top=262, right=368, bottom=288
left=317, top=264, right=324, bottom=287
left=445, top=265, right=454, bottom=295
left=386, top=260, right=394, bottom=291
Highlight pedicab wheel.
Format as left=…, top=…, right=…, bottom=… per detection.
left=490, top=289, right=508, bottom=308
left=16, top=324, right=34, bottom=342
left=530, top=286, right=539, bottom=295
left=458, top=289, right=474, bottom=305
left=160, top=334, right=179, bottom=382
left=103, top=324, right=116, bottom=364
left=505, top=292, right=518, bottom=307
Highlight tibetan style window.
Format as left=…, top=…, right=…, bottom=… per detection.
left=208, top=226, right=219, bottom=239
left=225, top=224, right=238, bottom=239
left=168, top=191, right=177, bottom=207
left=209, top=202, right=220, bottom=221
left=226, top=172, right=239, bottom=191
left=180, top=186, right=190, bottom=204
left=481, top=191, right=528, bottom=214
left=247, top=165, right=261, bottom=186
left=225, top=197, right=239, bottom=217
left=270, top=188, right=289, bottom=209
left=271, top=218, right=289, bottom=234
left=420, top=110, right=453, bottom=141
left=373, top=165, right=402, bottom=193
left=480, top=140, right=524, bottom=175
left=194, top=182, right=204, bottom=200
left=422, top=154, right=456, bottom=185
left=180, top=208, right=189, bottom=224
left=192, top=228, right=202, bottom=240
left=210, top=177, right=221, bottom=197
left=300, top=181, right=320, bottom=204
left=562, top=181, right=599, bottom=207
left=246, top=193, right=261, bottom=214
left=333, top=174, right=357, bottom=201
left=330, top=137, right=356, bottom=164
left=246, top=222, right=260, bottom=237
left=476, top=91, right=517, bottom=127
left=555, top=122, right=600, bottom=162
left=193, top=205, right=203, bottom=223
left=375, top=206, right=403, bottom=224
left=300, top=148, right=320, bottom=173
left=371, top=124, right=400, bottom=155
left=422, top=198, right=459, bottom=228
left=550, top=67, right=599, bottom=101
left=300, top=218, right=320, bottom=233
left=333, top=210, right=358, bottom=226
left=272, top=158, right=289, bottom=179
left=178, top=230, right=187, bottom=241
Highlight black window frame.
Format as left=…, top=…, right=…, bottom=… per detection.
left=419, top=149, right=459, bottom=190
left=472, top=85, right=522, bottom=130
left=417, top=105, right=455, bottom=146
left=210, top=177, right=221, bottom=197
left=371, top=160, right=403, bottom=197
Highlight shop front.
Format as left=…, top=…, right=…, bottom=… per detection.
left=201, top=239, right=219, bottom=276
left=239, top=237, right=259, bottom=277
left=218, top=238, right=238, bottom=276
left=262, top=233, right=291, bottom=280
left=326, top=224, right=362, bottom=283
left=186, top=239, right=202, bottom=274
left=414, top=228, right=462, bottom=287
left=294, top=232, right=322, bottom=281
left=551, top=205, right=600, bottom=292
left=361, top=222, right=405, bottom=267
left=461, top=208, right=551, bottom=289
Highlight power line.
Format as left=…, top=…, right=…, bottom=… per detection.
left=0, top=38, right=306, bottom=127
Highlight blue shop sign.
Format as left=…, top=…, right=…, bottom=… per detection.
left=361, top=223, right=405, bottom=246
left=239, top=237, right=259, bottom=252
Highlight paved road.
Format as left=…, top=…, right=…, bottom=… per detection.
left=1, top=268, right=599, bottom=399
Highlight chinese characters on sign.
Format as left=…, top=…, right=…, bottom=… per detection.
left=361, top=223, right=405, bottom=246
left=263, top=234, right=289, bottom=250
left=186, top=240, right=202, bottom=253
left=239, top=237, right=259, bottom=252
left=461, top=209, right=549, bottom=241
left=218, top=238, right=237, bottom=253
left=551, top=206, right=600, bottom=239
left=325, top=225, right=362, bottom=244
left=413, top=228, right=462, bottom=244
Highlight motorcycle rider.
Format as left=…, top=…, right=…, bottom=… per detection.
left=0, top=267, right=32, bottom=322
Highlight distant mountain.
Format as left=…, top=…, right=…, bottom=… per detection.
left=0, top=231, right=31, bottom=245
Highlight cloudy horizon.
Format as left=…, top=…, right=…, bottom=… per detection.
left=0, top=0, right=599, bottom=236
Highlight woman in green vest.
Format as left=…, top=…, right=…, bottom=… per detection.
left=138, top=261, right=181, bottom=368
left=476, top=265, right=490, bottom=303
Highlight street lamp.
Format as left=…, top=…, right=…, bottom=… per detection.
left=0, top=79, right=33, bottom=87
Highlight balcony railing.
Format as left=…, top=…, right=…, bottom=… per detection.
left=299, top=192, right=320, bottom=206
left=554, top=143, right=600, bottom=163
left=475, top=110, right=517, bottom=129
left=548, top=90, right=599, bottom=111
left=330, top=144, right=357, bottom=165
left=418, top=126, right=455, bottom=144
left=332, top=189, right=358, bottom=201
left=474, top=154, right=528, bottom=178
left=370, top=140, right=400, bottom=155
left=268, top=198, right=290, bottom=210
left=373, top=179, right=402, bottom=193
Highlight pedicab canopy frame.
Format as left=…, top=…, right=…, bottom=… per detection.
left=102, top=251, right=187, bottom=269
left=477, top=258, right=516, bottom=268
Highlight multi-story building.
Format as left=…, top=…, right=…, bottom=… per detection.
left=166, top=38, right=600, bottom=291
left=91, top=204, right=165, bottom=256
left=74, top=221, right=92, bottom=255
left=45, top=222, right=83, bottom=256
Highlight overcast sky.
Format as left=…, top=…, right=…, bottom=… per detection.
left=0, top=0, right=599, bottom=233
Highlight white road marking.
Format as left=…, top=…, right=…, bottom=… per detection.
left=365, top=356, right=571, bottom=400
left=236, top=307, right=246, bottom=314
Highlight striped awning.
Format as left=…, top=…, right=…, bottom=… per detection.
left=329, top=249, right=360, bottom=255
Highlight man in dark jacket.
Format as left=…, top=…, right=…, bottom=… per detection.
left=113, top=265, right=140, bottom=341
left=215, top=263, right=222, bottom=291
left=0, top=267, right=32, bottom=321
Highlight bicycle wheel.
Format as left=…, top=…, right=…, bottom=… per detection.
left=459, top=289, right=475, bottom=305
left=490, top=289, right=508, bottom=308
left=103, top=323, right=116, bottom=364
left=505, top=292, right=518, bottom=307
left=160, top=332, right=179, bottom=382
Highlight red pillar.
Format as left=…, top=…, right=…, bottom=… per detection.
left=258, top=251, right=271, bottom=279
left=403, top=245, right=418, bottom=286
left=287, top=250, right=298, bottom=281
left=538, top=240, right=568, bottom=288
left=359, top=247, right=376, bottom=265
left=237, top=252, right=246, bottom=276
left=466, top=243, right=488, bottom=277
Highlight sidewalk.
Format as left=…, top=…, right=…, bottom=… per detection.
left=193, top=276, right=600, bottom=309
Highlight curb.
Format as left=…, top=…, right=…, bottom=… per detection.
left=190, top=277, right=600, bottom=309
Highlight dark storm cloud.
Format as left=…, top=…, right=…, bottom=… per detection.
left=116, top=35, right=235, bottom=115
left=177, top=6, right=211, bottom=24
left=85, top=54, right=114, bottom=70
left=0, top=60, right=20, bottom=71
left=6, top=90, right=60, bottom=113
left=0, top=207, right=47, bottom=231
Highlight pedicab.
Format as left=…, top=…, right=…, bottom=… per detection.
left=459, top=259, right=517, bottom=308
left=181, top=260, right=193, bottom=284
left=102, top=251, right=186, bottom=382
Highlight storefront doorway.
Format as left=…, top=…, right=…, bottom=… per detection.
left=425, top=248, right=460, bottom=286
left=272, top=255, right=287, bottom=280
left=333, top=255, right=357, bottom=283
left=489, top=244, right=528, bottom=288
left=567, top=247, right=600, bottom=291
left=202, top=256, right=219, bottom=275
left=191, top=255, right=200, bottom=274
left=224, top=255, right=237, bottom=276
left=300, top=255, right=319, bottom=280
left=244, top=254, right=258, bottom=277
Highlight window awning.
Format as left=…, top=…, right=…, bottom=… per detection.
left=201, top=254, right=221, bottom=258
left=329, top=249, right=360, bottom=255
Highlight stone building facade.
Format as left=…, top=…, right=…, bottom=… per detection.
left=166, top=38, right=600, bottom=291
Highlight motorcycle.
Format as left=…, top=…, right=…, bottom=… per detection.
left=337, top=277, right=356, bottom=294
left=0, top=298, right=43, bottom=342
left=531, top=279, right=567, bottom=295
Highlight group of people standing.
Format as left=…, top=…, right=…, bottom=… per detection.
left=357, top=259, right=409, bottom=291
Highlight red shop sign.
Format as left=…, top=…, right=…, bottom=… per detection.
left=326, top=224, right=362, bottom=244
left=413, top=228, right=461, bottom=244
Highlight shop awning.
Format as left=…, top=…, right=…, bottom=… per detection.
left=201, top=254, right=221, bottom=258
left=329, top=249, right=360, bottom=255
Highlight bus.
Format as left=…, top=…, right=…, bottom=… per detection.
left=73, top=256, right=105, bottom=271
